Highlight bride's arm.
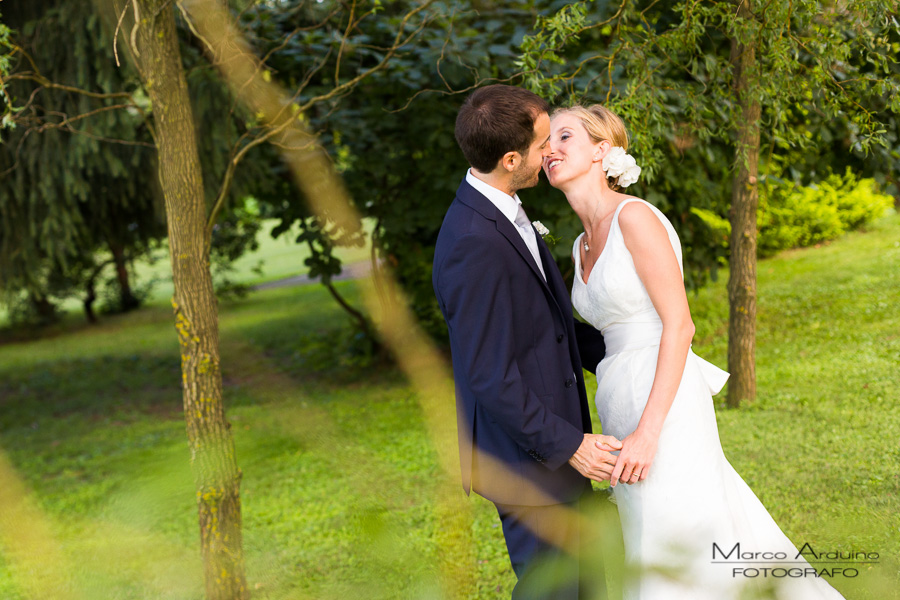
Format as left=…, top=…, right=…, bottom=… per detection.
left=608, top=201, right=695, bottom=487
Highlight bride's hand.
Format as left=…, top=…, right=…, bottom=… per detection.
left=610, top=428, right=659, bottom=487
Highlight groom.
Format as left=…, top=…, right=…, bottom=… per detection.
left=432, top=84, right=622, bottom=599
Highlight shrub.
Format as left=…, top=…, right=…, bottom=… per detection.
left=757, top=170, right=894, bottom=257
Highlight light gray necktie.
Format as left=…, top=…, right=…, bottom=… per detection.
left=514, top=203, right=546, bottom=281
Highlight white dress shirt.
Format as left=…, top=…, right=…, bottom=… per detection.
left=465, top=169, right=546, bottom=281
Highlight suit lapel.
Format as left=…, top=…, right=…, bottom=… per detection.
left=536, top=232, right=569, bottom=317
left=494, top=216, right=552, bottom=290
left=456, top=179, right=550, bottom=290
left=537, top=231, right=587, bottom=381
left=456, top=177, right=566, bottom=321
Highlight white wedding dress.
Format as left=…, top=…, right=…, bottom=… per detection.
left=572, top=199, right=844, bottom=599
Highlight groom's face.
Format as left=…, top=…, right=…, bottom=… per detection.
left=510, top=111, right=551, bottom=191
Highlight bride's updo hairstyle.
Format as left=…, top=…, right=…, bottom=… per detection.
left=552, top=104, right=629, bottom=191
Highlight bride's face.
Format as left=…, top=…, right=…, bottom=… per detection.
left=544, top=113, right=605, bottom=189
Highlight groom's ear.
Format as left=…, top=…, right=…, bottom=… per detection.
left=500, top=150, right=521, bottom=173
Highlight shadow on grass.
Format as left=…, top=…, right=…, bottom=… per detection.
left=220, top=282, right=402, bottom=388
left=0, top=282, right=402, bottom=436
left=0, top=352, right=183, bottom=431
left=224, top=315, right=396, bottom=387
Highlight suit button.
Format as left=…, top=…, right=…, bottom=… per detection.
left=556, top=334, right=564, bottom=343
left=565, top=378, right=573, bottom=388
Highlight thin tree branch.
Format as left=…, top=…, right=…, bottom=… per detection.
left=206, top=47, right=333, bottom=238
left=335, top=0, right=357, bottom=86
left=296, top=2, right=435, bottom=113
left=177, top=1, right=216, bottom=58
left=113, top=0, right=132, bottom=66
left=130, top=0, right=142, bottom=58
left=228, top=9, right=340, bottom=116
left=33, top=103, right=135, bottom=132
left=205, top=1, right=434, bottom=238
left=62, top=128, right=157, bottom=148
left=386, top=74, right=521, bottom=113
left=5, top=73, right=133, bottom=101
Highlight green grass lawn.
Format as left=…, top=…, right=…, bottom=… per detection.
left=134, top=217, right=375, bottom=301
left=0, top=213, right=897, bottom=599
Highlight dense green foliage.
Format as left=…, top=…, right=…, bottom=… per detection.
left=520, top=0, right=900, bottom=176
left=315, top=1, right=546, bottom=337
left=2, top=0, right=897, bottom=342
left=0, top=212, right=898, bottom=598
left=518, top=0, right=900, bottom=263
left=758, top=171, right=894, bottom=256
left=272, top=0, right=899, bottom=341
left=0, top=0, right=163, bottom=313
left=234, top=0, right=444, bottom=335
left=0, top=0, right=276, bottom=322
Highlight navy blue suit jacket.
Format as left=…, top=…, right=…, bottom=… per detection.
left=432, top=177, right=605, bottom=506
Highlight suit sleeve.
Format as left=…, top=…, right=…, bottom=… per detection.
left=574, top=319, right=606, bottom=375
left=435, top=234, right=583, bottom=470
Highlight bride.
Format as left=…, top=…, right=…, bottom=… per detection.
left=543, top=104, right=845, bottom=599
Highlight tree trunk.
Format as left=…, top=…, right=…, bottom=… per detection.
left=727, top=1, right=761, bottom=407
left=109, top=240, right=139, bottom=312
left=28, top=292, right=56, bottom=325
left=130, top=3, right=248, bottom=598
left=82, top=258, right=113, bottom=324
left=83, top=287, right=97, bottom=324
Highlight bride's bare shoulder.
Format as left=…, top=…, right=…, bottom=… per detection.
left=617, top=199, right=668, bottom=245
left=616, top=197, right=654, bottom=224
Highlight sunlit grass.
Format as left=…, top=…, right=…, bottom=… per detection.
left=689, top=212, right=900, bottom=600
left=0, top=217, right=374, bottom=327
left=0, top=212, right=897, bottom=598
left=131, top=217, right=375, bottom=302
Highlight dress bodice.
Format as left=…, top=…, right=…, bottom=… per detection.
left=571, top=199, right=683, bottom=334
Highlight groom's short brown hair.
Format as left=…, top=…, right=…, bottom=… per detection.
left=455, top=85, right=550, bottom=173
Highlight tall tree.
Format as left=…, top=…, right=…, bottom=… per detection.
left=128, top=1, right=249, bottom=597
left=107, top=1, right=439, bottom=597
left=726, top=0, right=762, bottom=404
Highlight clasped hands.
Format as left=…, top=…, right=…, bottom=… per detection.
left=568, top=429, right=659, bottom=487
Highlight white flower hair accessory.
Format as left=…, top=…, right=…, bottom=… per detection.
left=602, top=146, right=641, bottom=188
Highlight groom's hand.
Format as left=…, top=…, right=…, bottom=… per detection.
left=568, top=434, right=623, bottom=483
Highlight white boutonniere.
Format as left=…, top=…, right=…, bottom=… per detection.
left=532, top=221, right=560, bottom=248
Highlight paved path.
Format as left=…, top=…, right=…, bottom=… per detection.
left=251, top=260, right=373, bottom=290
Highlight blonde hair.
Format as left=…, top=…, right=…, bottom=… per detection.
left=552, top=104, right=630, bottom=190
